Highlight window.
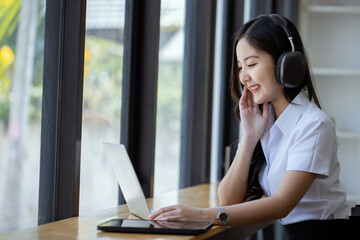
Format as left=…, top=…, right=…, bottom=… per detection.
left=154, top=0, right=185, bottom=195
left=0, top=0, right=45, bottom=233
left=79, top=0, right=125, bottom=215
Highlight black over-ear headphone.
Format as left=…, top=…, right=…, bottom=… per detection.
left=258, top=14, right=305, bottom=88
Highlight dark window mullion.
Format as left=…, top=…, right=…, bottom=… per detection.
left=180, top=0, right=217, bottom=188
left=121, top=0, right=161, bottom=199
left=216, top=0, right=244, bottom=180
left=38, top=0, right=87, bottom=225
left=274, top=0, right=299, bottom=25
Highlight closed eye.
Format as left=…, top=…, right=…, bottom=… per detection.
left=248, top=63, right=256, bottom=68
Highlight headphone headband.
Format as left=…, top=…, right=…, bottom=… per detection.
left=258, top=14, right=295, bottom=52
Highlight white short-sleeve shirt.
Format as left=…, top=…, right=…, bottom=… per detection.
left=258, top=90, right=349, bottom=225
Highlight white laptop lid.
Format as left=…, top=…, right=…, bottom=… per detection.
left=103, top=142, right=151, bottom=219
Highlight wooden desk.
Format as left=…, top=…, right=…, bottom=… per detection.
left=0, top=183, right=271, bottom=240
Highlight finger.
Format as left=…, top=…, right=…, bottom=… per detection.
left=153, top=210, right=178, bottom=221
left=241, top=86, right=254, bottom=108
left=240, top=87, right=248, bottom=109
left=152, top=206, right=181, bottom=220
left=247, top=97, right=253, bottom=109
left=262, top=101, right=269, bottom=120
left=148, top=211, right=160, bottom=220
left=150, top=220, right=171, bottom=228
left=148, top=205, right=177, bottom=219
left=150, top=220, right=168, bottom=228
left=247, top=89, right=254, bottom=108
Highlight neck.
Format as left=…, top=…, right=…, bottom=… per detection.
left=271, top=95, right=290, bottom=119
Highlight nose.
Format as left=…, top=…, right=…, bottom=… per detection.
left=239, top=69, right=250, bottom=85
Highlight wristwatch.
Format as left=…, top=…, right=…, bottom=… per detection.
left=216, top=206, right=229, bottom=225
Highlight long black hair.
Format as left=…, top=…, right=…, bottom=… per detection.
left=229, top=15, right=321, bottom=201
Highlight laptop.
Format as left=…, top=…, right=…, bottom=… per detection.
left=103, top=142, right=151, bottom=219
left=100, top=143, right=214, bottom=235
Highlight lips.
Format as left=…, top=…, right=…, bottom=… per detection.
left=248, top=84, right=260, bottom=93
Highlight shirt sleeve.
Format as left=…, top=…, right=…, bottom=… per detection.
left=287, top=119, right=336, bottom=177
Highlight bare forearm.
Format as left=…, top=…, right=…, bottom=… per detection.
left=204, top=196, right=286, bottom=226
left=225, top=196, right=286, bottom=225
left=211, top=171, right=317, bottom=226
left=218, top=135, right=258, bottom=205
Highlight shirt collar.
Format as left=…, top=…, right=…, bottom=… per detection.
left=274, top=90, right=310, bottom=136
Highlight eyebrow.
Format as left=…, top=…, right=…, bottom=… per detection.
left=237, top=55, right=259, bottom=63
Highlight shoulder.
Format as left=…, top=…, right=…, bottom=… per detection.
left=287, top=101, right=338, bottom=152
left=290, top=90, right=334, bottom=132
left=297, top=102, right=335, bottom=136
left=287, top=102, right=337, bottom=176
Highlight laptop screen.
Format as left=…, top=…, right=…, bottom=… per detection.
left=103, top=143, right=151, bottom=219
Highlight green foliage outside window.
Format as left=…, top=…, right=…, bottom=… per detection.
left=0, top=0, right=20, bottom=124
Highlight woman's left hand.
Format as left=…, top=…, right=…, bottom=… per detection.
left=148, top=204, right=210, bottom=221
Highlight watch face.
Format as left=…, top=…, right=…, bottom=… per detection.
left=219, top=212, right=228, bottom=222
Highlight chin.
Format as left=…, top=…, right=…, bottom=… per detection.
left=253, top=98, right=265, bottom=105
left=253, top=93, right=270, bottom=105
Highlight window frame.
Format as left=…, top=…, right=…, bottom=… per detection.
left=38, top=0, right=86, bottom=224
left=179, top=0, right=217, bottom=188
left=120, top=0, right=161, bottom=200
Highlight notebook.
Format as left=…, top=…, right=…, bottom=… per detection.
left=103, top=142, right=151, bottom=219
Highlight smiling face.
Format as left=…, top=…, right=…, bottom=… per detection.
left=236, top=37, right=286, bottom=106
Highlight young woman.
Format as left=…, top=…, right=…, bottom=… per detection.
left=149, top=14, right=350, bottom=239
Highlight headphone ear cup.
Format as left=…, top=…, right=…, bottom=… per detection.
left=276, top=51, right=306, bottom=88
left=276, top=52, right=289, bottom=86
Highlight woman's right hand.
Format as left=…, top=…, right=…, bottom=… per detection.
left=239, top=87, right=269, bottom=145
